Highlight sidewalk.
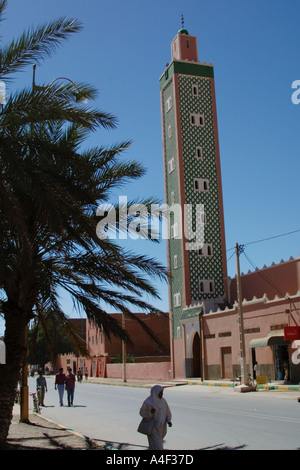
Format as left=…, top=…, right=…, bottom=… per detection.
left=85, top=376, right=188, bottom=388
left=5, top=405, right=104, bottom=450
left=185, top=379, right=300, bottom=392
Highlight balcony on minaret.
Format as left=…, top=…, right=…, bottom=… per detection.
left=171, top=29, right=199, bottom=63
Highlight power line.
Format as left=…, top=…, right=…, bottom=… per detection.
left=242, top=250, right=288, bottom=300
left=226, top=250, right=235, bottom=263
left=243, top=229, right=300, bottom=247
left=242, top=249, right=300, bottom=314
left=226, top=228, right=300, bottom=253
left=170, top=228, right=300, bottom=271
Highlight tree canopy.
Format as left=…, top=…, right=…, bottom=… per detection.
left=0, top=0, right=167, bottom=447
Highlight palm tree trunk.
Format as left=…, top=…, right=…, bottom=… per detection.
left=0, top=311, right=27, bottom=448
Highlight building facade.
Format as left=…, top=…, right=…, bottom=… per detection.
left=202, top=257, right=300, bottom=383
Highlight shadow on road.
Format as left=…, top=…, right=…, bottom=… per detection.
left=90, top=439, right=246, bottom=451
left=92, top=437, right=148, bottom=450
left=198, top=443, right=247, bottom=450
left=5, top=415, right=103, bottom=450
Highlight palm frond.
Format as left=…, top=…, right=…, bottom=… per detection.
left=0, top=17, right=82, bottom=76
left=0, top=0, right=7, bottom=24
left=1, top=85, right=117, bottom=131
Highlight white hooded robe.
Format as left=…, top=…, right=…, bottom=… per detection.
left=139, top=385, right=172, bottom=450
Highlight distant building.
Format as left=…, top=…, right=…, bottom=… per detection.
left=50, top=313, right=171, bottom=381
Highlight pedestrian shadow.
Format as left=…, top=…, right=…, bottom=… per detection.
left=44, top=404, right=87, bottom=407
left=91, top=437, right=148, bottom=450
left=68, top=405, right=87, bottom=408
left=90, top=439, right=246, bottom=451
left=198, top=443, right=247, bottom=450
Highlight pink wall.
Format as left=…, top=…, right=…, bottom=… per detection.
left=106, top=362, right=171, bottom=381
left=172, top=337, right=185, bottom=378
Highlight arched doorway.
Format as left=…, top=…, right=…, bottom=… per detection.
left=192, top=332, right=201, bottom=377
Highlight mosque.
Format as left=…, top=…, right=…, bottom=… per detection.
left=160, top=25, right=300, bottom=383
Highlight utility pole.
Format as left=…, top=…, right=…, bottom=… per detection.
left=235, top=243, right=246, bottom=385
left=199, top=311, right=205, bottom=380
left=20, top=325, right=29, bottom=422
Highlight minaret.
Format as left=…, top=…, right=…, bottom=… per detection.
left=160, top=23, right=227, bottom=377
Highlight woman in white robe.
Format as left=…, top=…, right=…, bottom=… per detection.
left=139, top=385, right=172, bottom=450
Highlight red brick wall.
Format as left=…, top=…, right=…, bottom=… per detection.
left=104, top=313, right=170, bottom=360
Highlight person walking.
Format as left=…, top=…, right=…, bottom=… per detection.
left=77, top=368, right=82, bottom=383
left=55, top=368, right=66, bottom=406
left=36, top=370, right=47, bottom=406
left=253, top=361, right=259, bottom=379
left=139, top=385, right=172, bottom=450
left=66, top=367, right=76, bottom=406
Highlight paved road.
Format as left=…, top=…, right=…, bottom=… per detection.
left=27, top=376, right=300, bottom=450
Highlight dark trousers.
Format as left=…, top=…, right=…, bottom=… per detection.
left=67, top=388, right=74, bottom=406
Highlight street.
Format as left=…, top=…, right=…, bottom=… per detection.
left=27, top=376, right=300, bottom=450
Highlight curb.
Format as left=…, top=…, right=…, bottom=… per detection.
left=256, top=384, right=300, bottom=391
left=88, top=379, right=151, bottom=388
left=187, top=380, right=235, bottom=387
left=86, top=379, right=188, bottom=388
left=187, top=380, right=300, bottom=391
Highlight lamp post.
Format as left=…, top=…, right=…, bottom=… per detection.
left=33, top=65, right=88, bottom=103
left=19, top=65, right=87, bottom=421
left=20, top=326, right=29, bottom=423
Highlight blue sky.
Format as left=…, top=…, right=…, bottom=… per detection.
left=1, top=0, right=300, bottom=334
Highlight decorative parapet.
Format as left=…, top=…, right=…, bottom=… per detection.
left=204, top=290, right=299, bottom=315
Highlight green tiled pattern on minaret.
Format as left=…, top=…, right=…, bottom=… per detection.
left=178, top=74, right=225, bottom=301
left=161, top=78, right=185, bottom=336
left=161, top=69, right=225, bottom=336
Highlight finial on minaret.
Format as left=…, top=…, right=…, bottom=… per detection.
left=179, top=13, right=188, bottom=34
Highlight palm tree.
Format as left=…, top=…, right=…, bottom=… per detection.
left=0, top=1, right=167, bottom=448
